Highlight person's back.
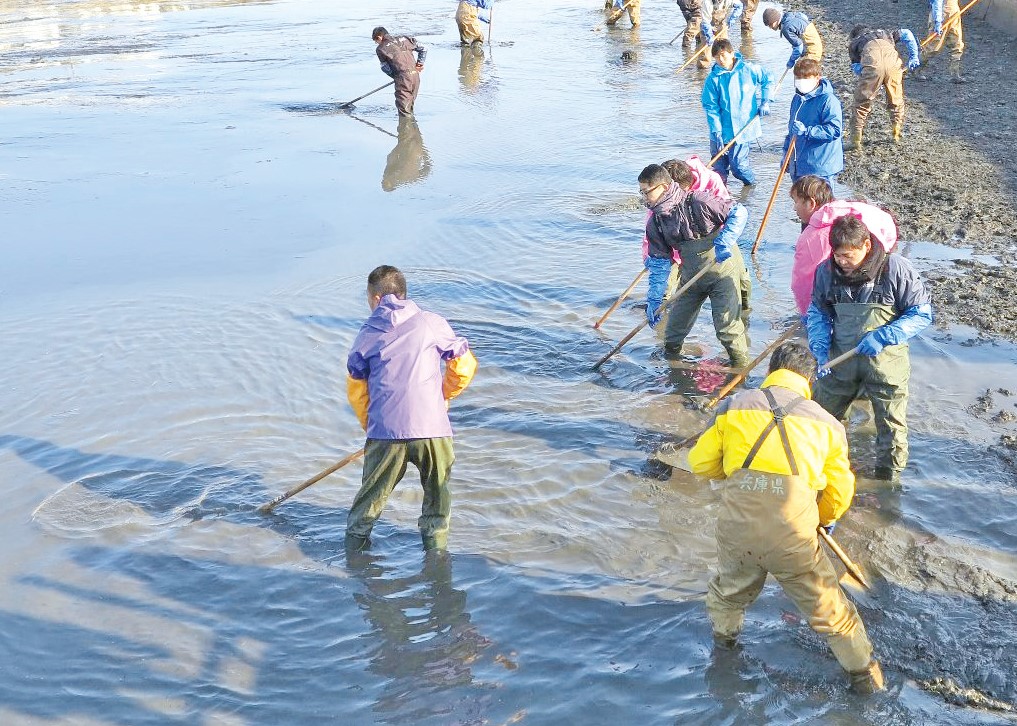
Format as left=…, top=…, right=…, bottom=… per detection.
left=346, top=265, right=477, bottom=550
left=688, top=341, right=884, bottom=695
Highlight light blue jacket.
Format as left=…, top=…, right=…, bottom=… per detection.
left=701, top=53, right=774, bottom=144
left=782, top=78, right=844, bottom=180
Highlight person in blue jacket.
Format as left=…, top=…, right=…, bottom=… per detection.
left=701, top=39, right=774, bottom=187
left=782, top=58, right=843, bottom=184
left=806, top=215, right=933, bottom=482
left=762, top=8, right=824, bottom=70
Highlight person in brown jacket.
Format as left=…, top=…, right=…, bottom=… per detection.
left=372, top=26, right=427, bottom=118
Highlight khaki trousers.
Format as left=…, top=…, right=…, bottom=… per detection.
left=605, top=0, right=641, bottom=27
left=926, top=0, right=965, bottom=62
left=456, top=2, right=485, bottom=44
left=853, top=39, right=904, bottom=131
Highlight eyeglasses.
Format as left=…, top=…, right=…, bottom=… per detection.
left=639, top=184, right=665, bottom=198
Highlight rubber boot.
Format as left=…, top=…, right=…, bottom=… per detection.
left=843, top=126, right=863, bottom=152
left=848, top=660, right=886, bottom=695
left=891, top=122, right=902, bottom=144
left=949, top=58, right=965, bottom=83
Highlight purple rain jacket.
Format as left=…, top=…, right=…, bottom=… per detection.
left=347, top=295, right=471, bottom=440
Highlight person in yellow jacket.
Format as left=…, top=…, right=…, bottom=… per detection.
left=346, top=265, right=478, bottom=550
left=688, top=340, right=885, bottom=694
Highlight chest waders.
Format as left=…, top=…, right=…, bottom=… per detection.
left=717, top=389, right=819, bottom=552
left=818, top=301, right=910, bottom=476
left=665, top=232, right=749, bottom=365
left=707, top=391, right=879, bottom=679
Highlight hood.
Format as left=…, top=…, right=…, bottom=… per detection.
left=795, top=77, right=835, bottom=101
left=686, top=155, right=708, bottom=185
left=809, top=200, right=898, bottom=252
left=709, top=51, right=744, bottom=77
left=365, top=295, right=421, bottom=332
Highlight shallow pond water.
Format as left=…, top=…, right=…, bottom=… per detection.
left=2, top=0, right=1017, bottom=723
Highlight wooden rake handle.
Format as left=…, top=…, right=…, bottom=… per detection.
left=594, top=268, right=647, bottom=329
left=258, top=448, right=366, bottom=514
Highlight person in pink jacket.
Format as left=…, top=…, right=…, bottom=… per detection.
left=790, top=175, right=898, bottom=316
left=641, top=156, right=734, bottom=298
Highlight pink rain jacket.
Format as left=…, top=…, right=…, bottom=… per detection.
left=791, top=200, right=898, bottom=315
left=642, top=156, right=732, bottom=263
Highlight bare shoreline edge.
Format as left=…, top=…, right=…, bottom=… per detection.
left=785, top=0, right=1017, bottom=342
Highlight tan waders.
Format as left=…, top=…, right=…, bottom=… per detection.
left=347, top=437, right=455, bottom=549
left=801, top=22, right=824, bottom=62
left=456, top=1, right=486, bottom=45
left=849, top=39, right=904, bottom=149
left=394, top=70, right=421, bottom=117
left=663, top=235, right=750, bottom=367
left=923, top=0, right=965, bottom=82
left=676, top=0, right=703, bottom=47
left=604, top=0, right=641, bottom=27
left=707, top=391, right=882, bottom=691
left=814, top=302, right=910, bottom=480
left=741, top=0, right=758, bottom=33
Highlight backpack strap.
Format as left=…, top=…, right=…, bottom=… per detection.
left=741, top=388, right=806, bottom=475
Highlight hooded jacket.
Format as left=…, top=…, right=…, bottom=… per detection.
left=791, top=200, right=897, bottom=315
left=644, top=182, right=733, bottom=261
left=702, top=52, right=773, bottom=144
left=641, top=155, right=732, bottom=262
left=346, top=295, right=476, bottom=439
left=782, top=78, right=843, bottom=182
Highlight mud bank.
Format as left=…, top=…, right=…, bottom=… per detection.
left=787, top=0, right=1017, bottom=340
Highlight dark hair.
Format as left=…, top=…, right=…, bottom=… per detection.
left=790, top=175, right=833, bottom=207
left=762, top=8, right=782, bottom=28
left=371, top=26, right=388, bottom=40
left=849, top=24, right=867, bottom=40
left=367, top=264, right=407, bottom=299
left=829, top=215, right=872, bottom=251
left=793, top=57, right=822, bottom=79
left=712, top=38, right=734, bottom=56
left=661, top=159, right=694, bottom=188
left=638, top=163, right=672, bottom=188
left=768, top=340, right=817, bottom=380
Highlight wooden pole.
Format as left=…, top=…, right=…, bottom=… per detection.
left=818, top=527, right=872, bottom=589
left=675, top=25, right=727, bottom=73
left=594, top=268, right=647, bottom=329
left=258, top=448, right=366, bottom=514
left=750, top=136, right=796, bottom=256
left=593, top=264, right=712, bottom=370
left=772, top=66, right=790, bottom=94
left=487, top=3, right=494, bottom=45
left=707, top=112, right=761, bottom=168
left=702, top=323, right=802, bottom=410
left=595, top=0, right=633, bottom=31
left=338, top=81, right=395, bottom=109
left=921, top=0, right=983, bottom=47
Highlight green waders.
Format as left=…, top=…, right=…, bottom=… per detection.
left=347, top=437, right=455, bottom=549
left=814, top=302, right=910, bottom=479
left=664, top=235, right=750, bottom=367
left=707, top=391, right=878, bottom=681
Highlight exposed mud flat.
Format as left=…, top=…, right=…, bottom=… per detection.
left=787, top=0, right=1017, bottom=340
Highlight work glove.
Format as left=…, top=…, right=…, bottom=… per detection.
left=758, top=101, right=771, bottom=117
left=857, top=329, right=888, bottom=357
left=713, top=242, right=732, bottom=263
left=701, top=21, right=715, bottom=45
left=851, top=62, right=863, bottom=75
left=907, top=56, right=921, bottom=71
left=791, top=120, right=807, bottom=137
left=820, top=522, right=837, bottom=535
left=805, top=302, right=832, bottom=370
left=646, top=297, right=664, bottom=327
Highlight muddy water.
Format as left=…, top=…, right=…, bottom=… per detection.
left=2, top=0, right=1016, bottom=723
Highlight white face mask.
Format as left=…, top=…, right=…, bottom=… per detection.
left=795, top=78, right=820, bottom=95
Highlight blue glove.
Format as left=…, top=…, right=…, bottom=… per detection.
left=851, top=62, right=863, bottom=75
left=712, top=203, right=747, bottom=264
left=857, top=330, right=886, bottom=357
left=476, top=0, right=491, bottom=9
left=792, top=120, right=807, bottom=137
left=646, top=297, right=663, bottom=327
left=758, top=102, right=771, bottom=117
left=613, top=0, right=625, bottom=7
left=820, top=522, right=837, bottom=535
left=899, top=29, right=921, bottom=71
left=479, top=14, right=490, bottom=23
left=709, top=131, right=724, bottom=155
left=701, top=21, right=715, bottom=45
left=727, top=1, right=743, bottom=27
left=644, top=256, right=671, bottom=328
left=933, top=20, right=943, bottom=35
left=713, top=243, right=732, bottom=263
left=786, top=57, right=796, bottom=69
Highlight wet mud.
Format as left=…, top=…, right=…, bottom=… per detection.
left=789, top=0, right=1017, bottom=340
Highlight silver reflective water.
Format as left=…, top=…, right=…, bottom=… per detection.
left=2, top=0, right=1016, bottom=723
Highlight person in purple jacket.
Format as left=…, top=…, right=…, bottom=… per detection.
left=346, top=265, right=478, bottom=550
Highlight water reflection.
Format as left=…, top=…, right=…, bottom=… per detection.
left=382, top=117, right=432, bottom=192
left=458, top=44, right=484, bottom=94
left=345, top=547, right=493, bottom=723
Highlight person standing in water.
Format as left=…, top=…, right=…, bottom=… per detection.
left=372, top=26, right=427, bottom=118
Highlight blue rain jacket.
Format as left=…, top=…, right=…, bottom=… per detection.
left=780, top=11, right=812, bottom=68
left=702, top=53, right=774, bottom=144
left=782, top=78, right=843, bottom=180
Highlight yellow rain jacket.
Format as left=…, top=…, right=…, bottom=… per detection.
left=688, top=368, right=854, bottom=524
